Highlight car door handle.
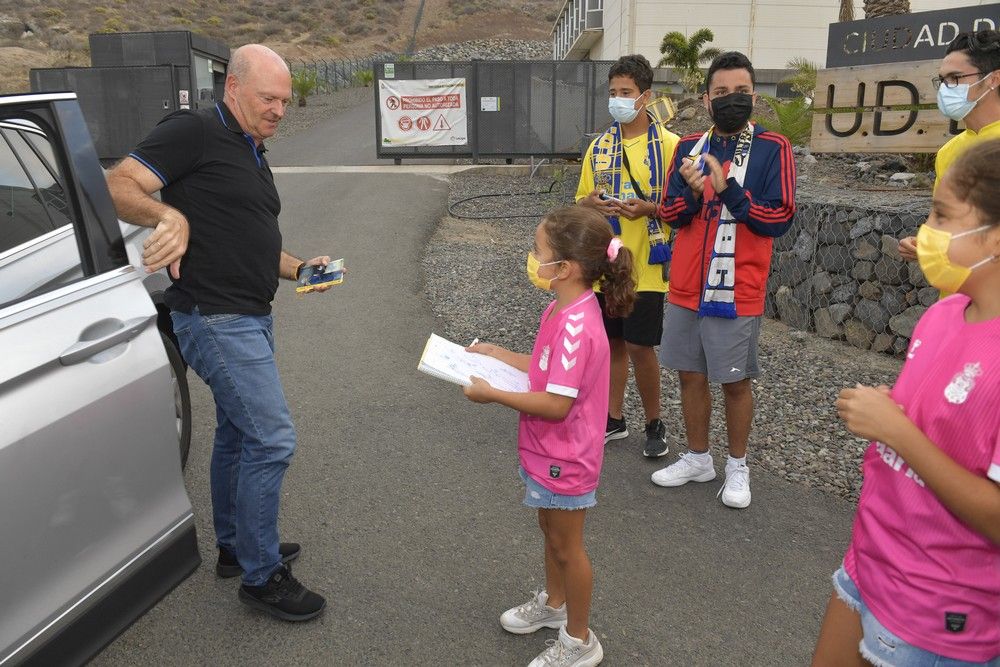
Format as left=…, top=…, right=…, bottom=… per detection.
left=59, top=314, right=156, bottom=366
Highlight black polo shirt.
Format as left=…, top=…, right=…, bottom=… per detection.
left=130, top=102, right=282, bottom=315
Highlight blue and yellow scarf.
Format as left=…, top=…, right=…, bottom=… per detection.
left=591, top=118, right=671, bottom=264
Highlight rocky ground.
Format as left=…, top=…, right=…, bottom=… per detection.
left=409, top=38, right=551, bottom=61
left=427, top=173, right=905, bottom=504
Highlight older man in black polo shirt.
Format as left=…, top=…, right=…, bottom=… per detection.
left=108, top=44, right=327, bottom=622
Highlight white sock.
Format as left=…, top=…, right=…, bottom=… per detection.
left=727, top=455, right=747, bottom=469
left=689, top=450, right=712, bottom=465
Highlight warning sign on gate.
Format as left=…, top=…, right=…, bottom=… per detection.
left=379, top=78, right=468, bottom=146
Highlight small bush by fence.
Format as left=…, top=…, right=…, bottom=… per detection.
left=287, top=54, right=394, bottom=94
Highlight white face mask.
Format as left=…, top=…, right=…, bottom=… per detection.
left=609, top=96, right=640, bottom=124
left=937, top=73, right=993, bottom=121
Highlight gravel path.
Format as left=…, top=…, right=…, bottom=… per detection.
left=425, top=173, right=903, bottom=502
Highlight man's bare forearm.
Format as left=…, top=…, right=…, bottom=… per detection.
left=106, top=173, right=176, bottom=229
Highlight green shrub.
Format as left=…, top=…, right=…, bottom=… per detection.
left=42, top=7, right=65, bottom=19
left=354, top=69, right=374, bottom=87
left=98, top=16, right=127, bottom=33
left=761, top=95, right=813, bottom=147
left=205, top=16, right=221, bottom=27
left=291, top=69, right=318, bottom=106
left=324, top=34, right=341, bottom=47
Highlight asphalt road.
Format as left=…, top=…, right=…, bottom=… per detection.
left=93, top=103, right=855, bottom=666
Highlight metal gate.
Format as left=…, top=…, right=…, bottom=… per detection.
left=374, top=60, right=615, bottom=162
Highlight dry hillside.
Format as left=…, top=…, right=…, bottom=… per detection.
left=0, top=0, right=562, bottom=93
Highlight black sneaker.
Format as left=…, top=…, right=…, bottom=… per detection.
left=217, top=542, right=301, bottom=578
left=604, top=415, right=629, bottom=444
left=238, top=565, right=326, bottom=622
left=643, top=418, right=669, bottom=458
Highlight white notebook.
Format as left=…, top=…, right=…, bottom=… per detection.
left=417, top=333, right=529, bottom=393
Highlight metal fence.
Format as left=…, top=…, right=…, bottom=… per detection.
left=289, top=53, right=395, bottom=93
left=373, top=60, right=615, bottom=162
left=765, top=196, right=934, bottom=356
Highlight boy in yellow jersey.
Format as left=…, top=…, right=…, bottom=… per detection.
left=899, top=30, right=1000, bottom=264
left=577, top=54, right=680, bottom=458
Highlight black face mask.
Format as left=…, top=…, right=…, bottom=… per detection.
left=710, top=92, right=753, bottom=133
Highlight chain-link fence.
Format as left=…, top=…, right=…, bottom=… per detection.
left=765, top=195, right=934, bottom=356
left=288, top=53, right=396, bottom=93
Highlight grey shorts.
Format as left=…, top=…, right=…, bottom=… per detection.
left=659, top=303, right=761, bottom=383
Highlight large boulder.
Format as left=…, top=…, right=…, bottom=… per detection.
left=918, top=287, right=939, bottom=306
left=880, top=286, right=907, bottom=316
left=855, top=298, right=890, bottom=332
left=889, top=305, right=927, bottom=337
left=859, top=280, right=882, bottom=301
left=875, top=256, right=908, bottom=285
left=775, top=285, right=812, bottom=331
left=817, top=246, right=854, bottom=274
left=851, top=261, right=875, bottom=281
left=830, top=281, right=859, bottom=304
left=814, top=307, right=845, bottom=339
left=851, top=234, right=880, bottom=261
left=845, top=319, right=875, bottom=350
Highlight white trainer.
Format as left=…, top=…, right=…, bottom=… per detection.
left=651, top=452, right=717, bottom=487
left=718, top=462, right=751, bottom=508
left=500, top=590, right=567, bottom=635
left=528, top=625, right=604, bottom=667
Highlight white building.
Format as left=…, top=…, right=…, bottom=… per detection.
left=552, top=0, right=991, bottom=73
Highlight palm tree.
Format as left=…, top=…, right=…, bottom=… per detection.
left=863, top=0, right=910, bottom=18
left=839, top=0, right=854, bottom=22
left=658, top=28, right=721, bottom=93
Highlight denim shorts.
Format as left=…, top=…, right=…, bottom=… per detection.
left=519, top=467, right=596, bottom=510
left=832, top=565, right=1000, bottom=667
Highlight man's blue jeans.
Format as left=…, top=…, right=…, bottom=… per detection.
left=170, top=309, right=296, bottom=586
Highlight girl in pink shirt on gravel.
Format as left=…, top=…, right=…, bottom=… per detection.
left=812, top=140, right=1000, bottom=667
left=464, top=206, right=635, bottom=667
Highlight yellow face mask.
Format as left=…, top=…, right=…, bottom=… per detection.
left=916, top=223, right=994, bottom=294
left=526, top=252, right=562, bottom=291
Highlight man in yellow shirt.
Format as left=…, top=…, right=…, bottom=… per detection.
left=900, top=29, right=1000, bottom=261
left=577, top=54, right=680, bottom=458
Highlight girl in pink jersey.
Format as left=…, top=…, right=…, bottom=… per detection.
left=812, top=140, right=1000, bottom=667
left=464, top=206, right=635, bottom=667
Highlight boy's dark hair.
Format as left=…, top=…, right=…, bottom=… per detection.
left=946, top=138, right=1000, bottom=229
left=544, top=206, right=636, bottom=318
left=609, top=54, right=653, bottom=92
left=705, top=51, right=755, bottom=92
left=946, top=30, right=1000, bottom=98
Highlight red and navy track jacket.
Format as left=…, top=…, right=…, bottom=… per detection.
left=658, top=124, right=796, bottom=317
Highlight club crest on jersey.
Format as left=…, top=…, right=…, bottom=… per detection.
left=944, top=362, right=981, bottom=405
left=539, top=345, right=551, bottom=371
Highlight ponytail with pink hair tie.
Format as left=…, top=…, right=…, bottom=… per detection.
left=607, top=237, right=623, bottom=261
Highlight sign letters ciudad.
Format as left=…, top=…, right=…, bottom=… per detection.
left=811, top=3, right=1000, bottom=153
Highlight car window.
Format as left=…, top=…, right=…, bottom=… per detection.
left=0, top=119, right=83, bottom=309
left=5, top=128, right=72, bottom=227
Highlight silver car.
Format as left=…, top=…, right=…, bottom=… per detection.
left=0, top=93, right=200, bottom=665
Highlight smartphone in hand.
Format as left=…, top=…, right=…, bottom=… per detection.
left=296, top=258, right=344, bottom=293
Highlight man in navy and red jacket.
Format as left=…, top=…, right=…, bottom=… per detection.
left=651, top=51, right=795, bottom=509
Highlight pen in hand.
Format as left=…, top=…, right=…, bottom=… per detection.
left=471, top=338, right=479, bottom=347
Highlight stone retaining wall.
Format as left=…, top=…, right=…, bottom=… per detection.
left=765, top=195, right=934, bottom=355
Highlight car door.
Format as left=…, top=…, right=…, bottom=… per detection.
left=0, top=94, right=200, bottom=666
